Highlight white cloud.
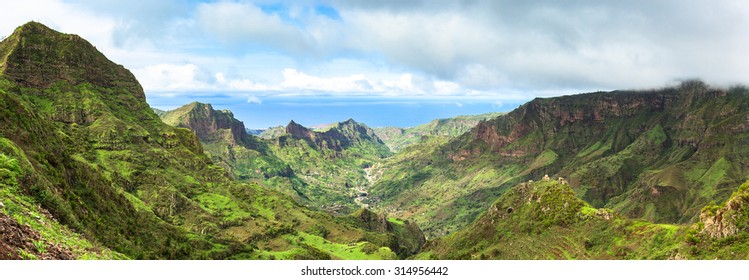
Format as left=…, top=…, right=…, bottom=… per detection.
left=0, top=0, right=117, bottom=49
left=195, top=2, right=313, bottom=54
left=281, top=68, right=372, bottom=92
left=133, top=64, right=215, bottom=92
left=5, top=0, right=749, bottom=101
left=246, top=96, right=262, bottom=104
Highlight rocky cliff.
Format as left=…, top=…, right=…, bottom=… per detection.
left=371, top=81, right=749, bottom=239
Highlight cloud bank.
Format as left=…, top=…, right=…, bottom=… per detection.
left=2, top=0, right=749, bottom=101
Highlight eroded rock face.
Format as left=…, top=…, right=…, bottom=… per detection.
left=699, top=193, right=749, bottom=239
left=700, top=210, right=738, bottom=239
left=286, top=120, right=316, bottom=142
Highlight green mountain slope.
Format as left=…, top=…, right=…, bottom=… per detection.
left=370, top=81, right=749, bottom=238
left=0, top=22, right=422, bottom=260
left=417, top=176, right=749, bottom=260
left=373, top=112, right=503, bottom=152
left=159, top=102, right=308, bottom=201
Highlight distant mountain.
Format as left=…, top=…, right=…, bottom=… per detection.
left=245, top=128, right=265, bottom=136
left=258, top=125, right=285, bottom=139
left=283, top=119, right=391, bottom=157
left=151, top=107, right=167, bottom=117
left=373, top=112, right=503, bottom=152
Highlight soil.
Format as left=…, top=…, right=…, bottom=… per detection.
left=0, top=213, right=74, bottom=260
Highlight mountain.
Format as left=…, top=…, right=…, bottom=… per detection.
left=369, top=81, right=749, bottom=238
left=258, top=125, right=285, bottom=139
left=159, top=104, right=394, bottom=213
left=0, top=22, right=422, bottom=260
left=373, top=112, right=503, bottom=152
left=415, top=177, right=682, bottom=259
left=151, top=107, right=166, bottom=117
left=0, top=21, right=143, bottom=99
left=269, top=119, right=392, bottom=213
left=283, top=119, right=390, bottom=156
left=6, top=21, right=749, bottom=260
left=245, top=128, right=265, bottom=136
left=159, top=102, right=307, bottom=201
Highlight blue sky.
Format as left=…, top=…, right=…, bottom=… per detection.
left=3, top=1, right=749, bottom=128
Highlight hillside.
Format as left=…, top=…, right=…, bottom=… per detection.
left=0, top=22, right=423, bottom=260
left=415, top=177, right=683, bottom=259
left=373, top=112, right=503, bottom=152
left=417, top=176, right=749, bottom=259
left=159, top=102, right=308, bottom=201
left=369, top=81, right=749, bottom=238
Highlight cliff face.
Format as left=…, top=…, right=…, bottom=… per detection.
left=469, top=83, right=729, bottom=157
left=282, top=119, right=390, bottom=157
left=0, top=22, right=144, bottom=99
left=161, top=102, right=258, bottom=148
left=451, top=81, right=749, bottom=224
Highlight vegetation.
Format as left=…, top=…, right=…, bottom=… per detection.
left=4, top=21, right=749, bottom=260
left=371, top=81, right=749, bottom=239
left=417, top=177, right=749, bottom=260
left=0, top=22, right=423, bottom=260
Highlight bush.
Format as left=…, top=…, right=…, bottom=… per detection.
left=308, top=224, right=330, bottom=238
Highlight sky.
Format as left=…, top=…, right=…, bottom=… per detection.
left=2, top=0, right=749, bottom=128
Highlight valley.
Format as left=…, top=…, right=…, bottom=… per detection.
left=3, top=22, right=749, bottom=260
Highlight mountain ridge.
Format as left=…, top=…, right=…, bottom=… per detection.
left=373, top=112, right=503, bottom=152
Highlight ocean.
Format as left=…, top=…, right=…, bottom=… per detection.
left=147, top=95, right=525, bottom=129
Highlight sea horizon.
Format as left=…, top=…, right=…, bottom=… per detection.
left=148, top=95, right=524, bottom=129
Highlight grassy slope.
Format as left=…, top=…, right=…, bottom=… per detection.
left=417, top=177, right=749, bottom=260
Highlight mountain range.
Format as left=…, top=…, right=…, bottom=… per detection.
left=2, top=22, right=749, bottom=260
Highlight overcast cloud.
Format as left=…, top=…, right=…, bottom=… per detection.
left=2, top=0, right=749, bottom=100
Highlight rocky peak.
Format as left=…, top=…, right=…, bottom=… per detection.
left=0, top=22, right=144, bottom=98
left=160, top=102, right=256, bottom=148
left=286, top=120, right=314, bottom=140
left=282, top=119, right=389, bottom=156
